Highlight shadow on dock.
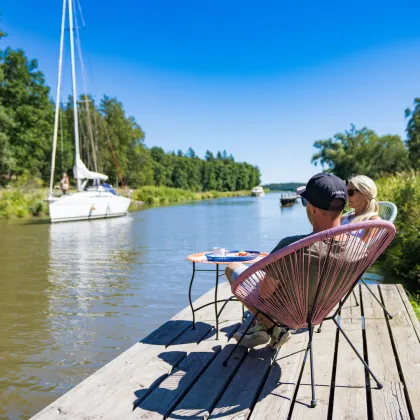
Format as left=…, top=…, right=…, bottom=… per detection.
left=133, top=323, right=241, bottom=416
left=131, top=323, right=307, bottom=419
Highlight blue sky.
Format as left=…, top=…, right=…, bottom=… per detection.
left=2, top=0, right=420, bottom=183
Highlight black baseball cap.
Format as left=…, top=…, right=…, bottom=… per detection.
left=296, top=173, right=347, bottom=211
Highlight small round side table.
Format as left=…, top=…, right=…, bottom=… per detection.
left=186, top=251, right=268, bottom=339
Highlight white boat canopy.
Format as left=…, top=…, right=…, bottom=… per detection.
left=73, top=157, right=108, bottom=181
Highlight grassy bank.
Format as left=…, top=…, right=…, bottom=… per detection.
left=376, top=171, right=420, bottom=292
left=0, top=189, right=49, bottom=218
left=131, top=186, right=250, bottom=205
left=0, top=186, right=251, bottom=219
left=408, top=293, right=420, bottom=321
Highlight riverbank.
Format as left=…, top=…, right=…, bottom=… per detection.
left=132, top=186, right=250, bottom=205
left=0, top=188, right=49, bottom=218
left=0, top=186, right=252, bottom=219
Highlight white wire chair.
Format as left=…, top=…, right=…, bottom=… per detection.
left=378, top=201, right=398, bottom=224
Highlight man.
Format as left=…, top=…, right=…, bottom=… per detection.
left=225, top=173, right=348, bottom=348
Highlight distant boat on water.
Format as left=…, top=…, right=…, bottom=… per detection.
left=251, top=186, right=265, bottom=197
left=280, top=192, right=299, bottom=206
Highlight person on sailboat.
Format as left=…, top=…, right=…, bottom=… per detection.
left=60, top=173, right=70, bottom=195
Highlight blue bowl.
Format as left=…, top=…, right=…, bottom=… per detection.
left=205, top=250, right=260, bottom=262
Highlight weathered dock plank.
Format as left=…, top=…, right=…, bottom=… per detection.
left=209, top=345, right=275, bottom=420
left=332, top=292, right=368, bottom=420
left=168, top=319, right=252, bottom=420
left=381, top=284, right=420, bottom=419
left=396, top=284, right=420, bottom=342
left=250, top=328, right=308, bottom=420
left=290, top=313, right=336, bottom=420
left=362, top=284, right=410, bottom=420
left=127, top=319, right=241, bottom=419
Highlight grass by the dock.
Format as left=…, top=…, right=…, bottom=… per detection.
left=408, top=292, right=420, bottom=321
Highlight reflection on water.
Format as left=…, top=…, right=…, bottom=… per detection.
left=4, top=193, right=381, bottom=418
left=47, top=218, right=138, bottom=387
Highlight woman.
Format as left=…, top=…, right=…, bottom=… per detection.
left=342, top=175, right=380, bottom=241
left=60, top=173, right=70, bottom=195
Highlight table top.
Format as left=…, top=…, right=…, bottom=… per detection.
left=186, top=251, right=269, bottom=265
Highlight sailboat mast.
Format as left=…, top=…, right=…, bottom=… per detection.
left=49, top=0, right=67, bottom=196
left=68, top=0, right=82, bottom=191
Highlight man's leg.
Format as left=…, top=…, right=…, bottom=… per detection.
left=225, top=264, right=275, bottom=325
left=225, top=264, right=257, bottom=315
left=225, top=264, right=292, bottom=349
left=225, top=264, right=275, bottom=347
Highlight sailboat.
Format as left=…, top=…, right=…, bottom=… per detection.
left=47, top=0, right=131, bottom=223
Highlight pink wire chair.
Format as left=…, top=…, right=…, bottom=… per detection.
left=223, top=220, right=396, bottom=408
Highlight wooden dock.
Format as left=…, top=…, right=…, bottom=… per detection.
left=31, top=282, right=420, bottom=420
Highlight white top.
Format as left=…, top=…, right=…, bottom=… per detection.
left=341, top=214, right=365, bottom=238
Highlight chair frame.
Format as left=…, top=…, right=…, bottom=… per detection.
left=222, top=220, right=396, bottom=408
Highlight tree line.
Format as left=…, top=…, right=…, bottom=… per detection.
left=263, top=182, right=305, bottom=191
left=0, top=32, right=260, bottom=191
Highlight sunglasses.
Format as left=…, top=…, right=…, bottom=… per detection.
left=301, top=197, right=307, bottom=207
left=347, top=189, right=359, bottom=197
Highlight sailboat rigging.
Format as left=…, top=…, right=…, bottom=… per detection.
left=48, top=0, right=131, bottom=223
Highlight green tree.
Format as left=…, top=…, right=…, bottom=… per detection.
left=0, top=104, right=15, bottom=183
left=205, top=150, right=214, bottom=161
left=0, top=46, right=54, bottom=182
left=0, top=26, right=14, bottom=183
left=312, top=125, right=409, bottom=179
left=99, top=96, right=145, bottom=185
left=150, top=146, right=172, bottom=186
left=405, top=98, right=420, bottom=169
left=172, top=160, right=189, bottom=189
left=186, top=147, right=197, bottom=159
left=201, top=160, right=218, bottom=190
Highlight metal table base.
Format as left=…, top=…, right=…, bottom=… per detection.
left=188, top=261, right=244, bottom=339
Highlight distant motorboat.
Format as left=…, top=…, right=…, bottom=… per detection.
left=280, top=192, right=299, bottom=206
left=251, top=186, right=265, bottom=197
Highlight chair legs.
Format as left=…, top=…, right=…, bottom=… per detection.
left=312, top=317, right=382, bottom=409
left=332, top=317, right=383, bottom=389
left=222, top=311, right=258, bottom=367
left=352, top=289, right=359, bottom=306
left=308, top=323, right=317, bottom=408
left=316, top=321, right=323, bottom=333
left=224, top=316, right=319, bottom=408
left=360, top=279, right=393, bottom=319
left=318, top=280, right=392, bottom=335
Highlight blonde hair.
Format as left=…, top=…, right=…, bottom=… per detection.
left=348, top=175, right=379, bottom=222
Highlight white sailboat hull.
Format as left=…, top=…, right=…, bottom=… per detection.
left=48, top=191, right=131, bottom=223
